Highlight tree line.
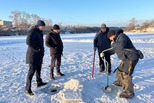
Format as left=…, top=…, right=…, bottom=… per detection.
left=124, top=18, right=154, bottom=32
left=0, top=10, right=154, bottom=36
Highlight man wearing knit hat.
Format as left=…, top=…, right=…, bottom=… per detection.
left=46, top=24, right=64, bottom=80
left=25, top=20, right=47, bottom=96
left=100, top=29, right=140, bottom=98
left=94, top=23, right=111, bottom=74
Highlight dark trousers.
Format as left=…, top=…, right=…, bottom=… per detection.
left=50, top=54, right=62, bottom=73
left=98, top=53, right=111, bottom=71
left=26, top=64, right=42, bottom=91
left=51, top=54, right=61, bottom=68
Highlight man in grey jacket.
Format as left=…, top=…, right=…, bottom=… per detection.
left=100, top=29, right=139, bottom=98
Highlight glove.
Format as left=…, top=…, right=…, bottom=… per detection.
left=100, top=52, right=105, bottom=58
left=111, top=41, right=115, bottom=47
left=94, top=47, right=97, bottom=51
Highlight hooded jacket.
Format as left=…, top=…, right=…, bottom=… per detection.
left=103, top=28, right=139, bottom=61
left=94, top=27, right=111, bottom=53
left=112, top=29, right=139, bottom=61
left=26, top=26, right=44, bottom=64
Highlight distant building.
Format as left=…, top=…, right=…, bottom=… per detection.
left=0, top=20, right=12, bottom=27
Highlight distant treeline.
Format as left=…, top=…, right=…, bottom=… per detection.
left=60, top=26, right=100, bottom=34
left=0, top=10, right=154, bottom=36
left=0, top=26, right=100, bottom=36
left=0, top=10, right=101, bottom=36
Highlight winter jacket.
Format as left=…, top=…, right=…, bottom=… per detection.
left=102, top=28, right=139, bottom=74
left=26, top=26, right=44, bottom=64
left=94, top=27, right=111, bottom=53
left=46, top=31, right=63, bottom=56
left=113, top=32, right=139, bottom=61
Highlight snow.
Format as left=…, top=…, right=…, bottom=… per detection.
left=54, top=79, right=83, bottom=103
left=64, top=79, right=82, bottom=90
left=0, top=33, right=154, bottom=103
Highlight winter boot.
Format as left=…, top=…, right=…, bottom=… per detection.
left=113, top=80, right=122, bottom=86
left=56, top=67, right=65, bottom=76
left=37, top=79, right=47, bottom=87
left=119, top=91, right=135, bottom=98
left=99, top=65, right=105, bottom=72
left=50, top=74, right=55, bottom=80
left=57, top=72, right=65, bottom=76
left=50, top=68, right=55, bottom=80
left=37, top=82, right=47, bottom=87
left=25, top=90, right=34, bottom=96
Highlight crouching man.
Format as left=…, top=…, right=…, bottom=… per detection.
left=46, top=24, right=64, bottom=80
left=100, top=29, right=140, bottom=98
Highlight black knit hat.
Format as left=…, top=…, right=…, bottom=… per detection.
left=37, top=20, right=45, bottom=26
left=53, top=24, right=60, bottom=30
left=107, top=30, right=116, bottom=38
left=101, top=23, right=106, bottom=28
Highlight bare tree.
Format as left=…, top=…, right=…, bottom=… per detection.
left=9, top=10, right=21, bottom=30
left=130, top=18, right=137, bottom=29
left=19, top=12, right=30, bottom=30
left=30, top=14, right=41, bottom=26
left=125, top=18, right=137, bottom=31
left=42, top=18, right=52, bottom=31
left=140, top=21, right=150, bottom=30
left=149, top=20, right=154, bottom=27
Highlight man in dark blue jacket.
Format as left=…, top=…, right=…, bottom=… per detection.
left=94, top=24, right=111, bottom=73
left=100, top=29, right=139, bottom=98
left=25, top=20, right=47, bottom=96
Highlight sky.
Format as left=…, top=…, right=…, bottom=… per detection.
left=0, top=0, right=154, bottom=27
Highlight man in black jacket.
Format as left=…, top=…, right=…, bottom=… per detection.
left=25, top=20, right=47, bottom=96
left=46, top=24, right=64, bottom=80
left=94, top=24, right=111, bottom=73
left=100, top=29, right=139, bottom=98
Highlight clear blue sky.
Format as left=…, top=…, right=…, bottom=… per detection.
left=0, top=0, right=154, bottom=27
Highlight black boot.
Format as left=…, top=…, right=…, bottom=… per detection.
left=50, top=68, right=55, bottom=80
left=99, top=65, right=105, bottom=72
left=25, top=89, right=34, bottom=96
left=57, top=72, right=65, bottom=76
left=50, top=74, right=55, bottom=80
left=37, top=79, right=47, bottom=87
left=56, top=67, right=65, bottom=76
left=37, top=82, right=47, bottom=87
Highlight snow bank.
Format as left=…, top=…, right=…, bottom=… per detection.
left=51, top=79, right=84, bottom=103
left=63, top=39, right=92, bottom=43
left=64, top=79, right=81, bottom=90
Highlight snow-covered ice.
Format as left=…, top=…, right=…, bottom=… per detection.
left=0, top=33, right=154, bottom=103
